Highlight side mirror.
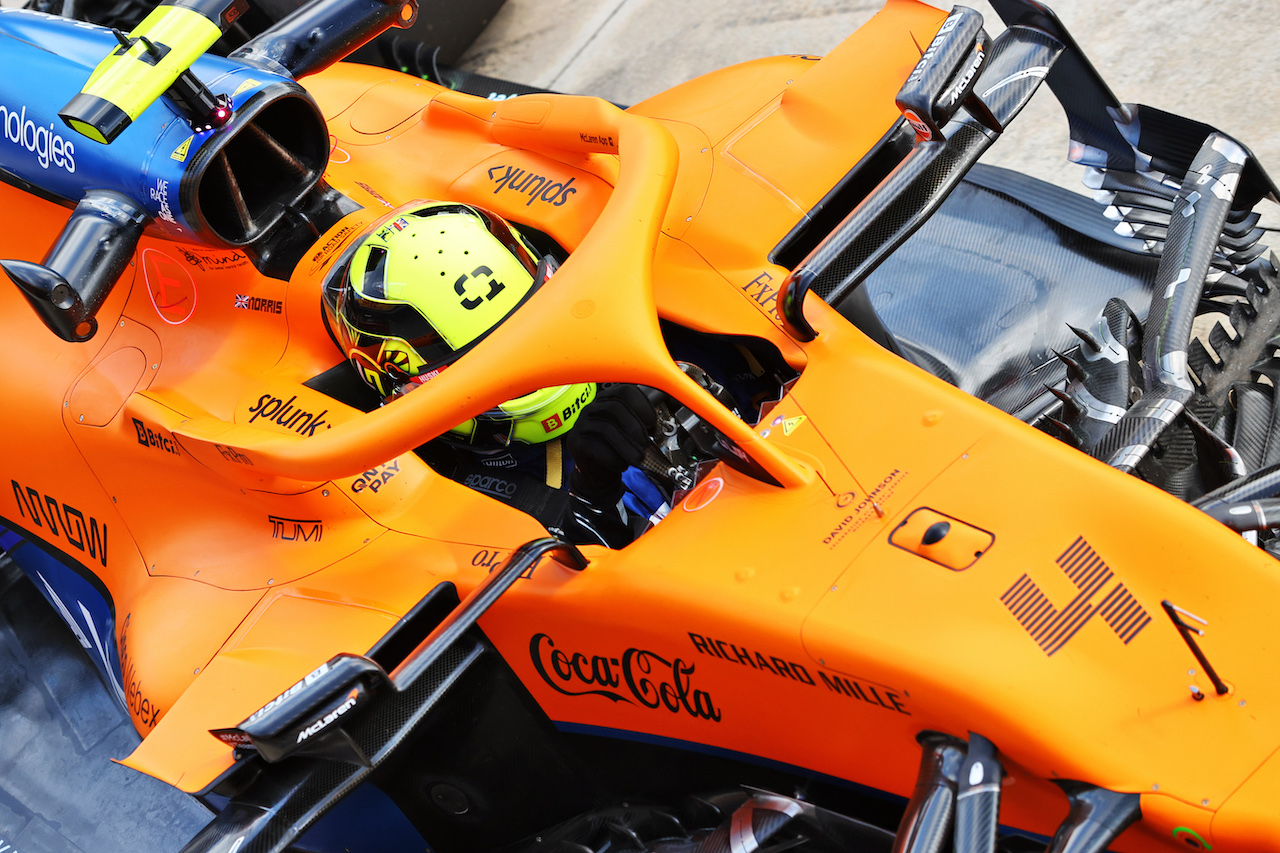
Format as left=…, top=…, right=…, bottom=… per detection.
left=211, top=654, right=390, bottom=766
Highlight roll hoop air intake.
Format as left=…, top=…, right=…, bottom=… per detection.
left=4, top=0, right=416, bottom=342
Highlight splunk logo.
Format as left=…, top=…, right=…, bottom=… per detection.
left=487, top=164, right=577, bottom=206
left=246, top=394, right=332, bottom=437
left=0, top=104, right=76, bottom=172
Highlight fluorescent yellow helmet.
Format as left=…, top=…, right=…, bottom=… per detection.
left=322, top=201, right=594, bottom=444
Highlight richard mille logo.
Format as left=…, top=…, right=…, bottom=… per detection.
left=1001, top=537, right=1151, bottom=656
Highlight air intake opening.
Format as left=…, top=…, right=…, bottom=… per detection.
left=193, top=90, right=328, bottom=246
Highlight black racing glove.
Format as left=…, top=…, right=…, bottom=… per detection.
left=567, top=384, right=658, bottom=504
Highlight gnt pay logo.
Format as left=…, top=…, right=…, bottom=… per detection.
left=350, top=461, right=400, bottom=494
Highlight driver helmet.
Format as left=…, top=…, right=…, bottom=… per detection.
left=322, top=200, right=595, bottom=446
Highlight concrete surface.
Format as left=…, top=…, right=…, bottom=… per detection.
left=3, top=0, right=1275, bottom=199
left=458, top=0, right=1280, bottom=202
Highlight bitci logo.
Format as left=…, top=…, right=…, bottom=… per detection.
left=542, top=413, right=562, bottom=433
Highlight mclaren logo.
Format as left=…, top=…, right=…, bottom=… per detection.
left=296, top=688, right=360, bottom=743
left=1001, top=537, right=1151, bottom=656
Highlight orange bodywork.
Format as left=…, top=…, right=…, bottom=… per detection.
left=0, top=0, right=1275, bottom=849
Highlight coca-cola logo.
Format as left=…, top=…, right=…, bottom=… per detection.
left=529, top=633, right=721, bottom=722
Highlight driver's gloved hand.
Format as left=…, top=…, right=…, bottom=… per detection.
left=567, top=383, right=658, bottom=505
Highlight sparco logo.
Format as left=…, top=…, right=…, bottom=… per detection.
left=530, top=633, right=721, bottom=722
left=487, top=165, right=577, bottom=206
left=133, top=418, right=180, bottom=456
left=464, top=473, right=517, bottom=498
left=0, top=103, right=75, bottom=172
left=247, top=394, right=332, bottom=436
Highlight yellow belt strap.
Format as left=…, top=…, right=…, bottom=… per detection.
left=545, top=438, right=564, bottom=489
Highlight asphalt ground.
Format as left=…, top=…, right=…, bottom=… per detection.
left=457, top=0, right=1280, bottom=204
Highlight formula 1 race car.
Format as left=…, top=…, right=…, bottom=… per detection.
left=1, top=1, right=1279, bottom=852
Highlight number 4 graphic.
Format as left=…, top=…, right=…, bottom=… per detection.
left=1002, top=537, right=1151, bottom=656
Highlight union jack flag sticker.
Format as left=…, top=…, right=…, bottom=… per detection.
left=235, top=294, right=249, bottom=309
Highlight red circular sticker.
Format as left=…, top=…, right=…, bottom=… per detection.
left=683, top=477, right=724, bottom=512
left=143, top=248, right=197, bottom=325
left=902, top=109, right=933, bottom=141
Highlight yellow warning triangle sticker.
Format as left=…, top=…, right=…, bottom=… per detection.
left=170, top=135, right=193, bottom=162
left=233, top=78, right=260, bottom=98
left=782, top=415, right=806, bottom=436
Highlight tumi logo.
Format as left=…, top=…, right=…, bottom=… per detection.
left=1002, top=537, right=1152, bottom=656
left=247, top=394, right=332, bottom=436
left=270, top=516, right=322, bottom=542
left=10, top=480, right=107, bottom=566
